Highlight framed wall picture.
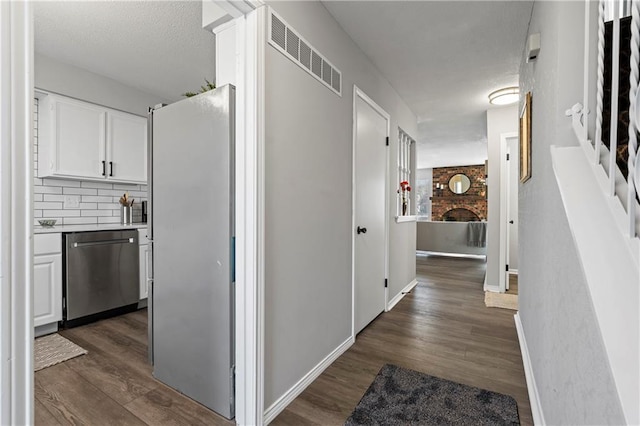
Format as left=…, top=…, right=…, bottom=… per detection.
left=520, top=91, right=532, bottom=183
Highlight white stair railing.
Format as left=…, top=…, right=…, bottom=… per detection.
left=629, top=0, right=639, bottom=238
left=568, top=0, right=640, bottom=240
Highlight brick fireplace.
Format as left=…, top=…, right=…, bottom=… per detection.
left=431, top=164, right=487, bottom=221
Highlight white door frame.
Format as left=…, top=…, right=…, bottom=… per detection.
left=351, top=85, right=390, bottom=338
left=203, top=1, right=266, bottom=424
left=0, top=1, right=34, bottom=424
left=499, top=132, right=518, bottom=293
left=230, top=5, right=266, bottom=425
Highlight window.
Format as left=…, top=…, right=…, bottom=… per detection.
left=415, top=168, right=432, bottom=220
left=397, top=128, right=416, bottom=217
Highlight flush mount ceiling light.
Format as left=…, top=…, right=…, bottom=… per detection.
left=488, top=87, right=519, bottom=105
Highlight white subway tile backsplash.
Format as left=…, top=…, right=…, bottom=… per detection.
left=45, top=210, right=80, bottom=218
left=80, top=210, right=113, bottom=217
left=98, top=189, right=131, bottom=197
left=43, top=194, right=65, bottom=202
left=34, top=202, right=63, bottom=210
left=112, top=183, right=140, bottom=191
left=82, top=195, right=113, bottom=203
left=34, top=186, right=62, bottom=194
left=43, top=178, right=81, bottom=187
left=62, top=217, right=98, bottom=225
left=127, top=190, right=148, bottom=198
left=81, top=181, right=114, bottom=190
left=32, top=98, right=147, bottom=226
left=98, top=203, right=119, bottom=210
left=98, top=216, right=121, bottom=224
left=63, top=187, right=98, bottom=196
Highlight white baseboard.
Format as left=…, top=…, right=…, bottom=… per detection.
left=509, top=269, right=519, bottom=275
left=514, top=313, right=545, bottom=425
left=386, top=279, right=418, bottom=312
left=263, top=336, right=354, bottom=424
left=484, top=284, right=500, bottom=293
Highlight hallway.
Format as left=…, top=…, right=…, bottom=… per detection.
left=273, top=253, right=533, bottom=425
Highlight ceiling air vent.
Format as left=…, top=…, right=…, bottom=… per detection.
left=269, top=9, right=342, bottom=97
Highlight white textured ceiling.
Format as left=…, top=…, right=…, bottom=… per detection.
left=34, top=1, right=216, bottom=102
left=322, top=1, right=533, bottom=169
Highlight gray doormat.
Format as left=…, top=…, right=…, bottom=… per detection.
left=345, top=364, right=519, bottom=425
left=34, top=333, right=87, bottom=371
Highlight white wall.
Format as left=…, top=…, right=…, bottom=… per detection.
left=485, top=105, right=517, bottom=290
left=518, top=1, right=625, bottom=423
left=35, top=53, right=171, bottom=116
left=417, top=221, right=486, bottom=256
left=263, top=0, right=417, bottom=410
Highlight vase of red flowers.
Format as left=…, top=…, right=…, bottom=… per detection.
left=399, top=180, right=411, bottom=215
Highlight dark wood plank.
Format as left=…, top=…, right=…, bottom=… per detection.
left=34, top=398, right=61, bottom=426
left=35, top=309, right=229, bottom=425
left=62, top=344, right=159, bottom=405
left=124, top=384, right=233, bottom=426
left=35, top=362, right=146, bottom=425
left=272, top=253, right=533, bottom=425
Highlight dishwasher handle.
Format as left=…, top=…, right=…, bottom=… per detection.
left=73, top=237, right=135, bottom=248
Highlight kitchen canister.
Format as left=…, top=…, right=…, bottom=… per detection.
left=121, top=205, right=133, bottom=225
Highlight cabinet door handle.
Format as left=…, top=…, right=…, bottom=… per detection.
left=101, top=160, right=106, bottom=176
left=109, top=161, right=114, bottom=177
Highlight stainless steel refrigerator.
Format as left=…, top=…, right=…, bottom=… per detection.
left=147, top=85, right=235, bottom=419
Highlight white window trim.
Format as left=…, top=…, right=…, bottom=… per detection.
left=396, top=128, right=416, bottom=220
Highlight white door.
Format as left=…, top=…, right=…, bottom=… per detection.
left=107, top=111, right=147, bottom=183
left=505, top=136, right=519, bottom=287
left=53, top=97, right=106, bottom=179
left=354, top=90, right=388, bottom=334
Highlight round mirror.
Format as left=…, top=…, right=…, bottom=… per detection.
left=448, top=174, right=471, bottom=194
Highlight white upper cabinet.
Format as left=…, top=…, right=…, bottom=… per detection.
left=38, top=93, right=147, bottom=184
left=51, top=98, right=106, bottom=179
left=107, top=111, right=147, bottom=183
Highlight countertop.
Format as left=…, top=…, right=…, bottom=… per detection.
left=34, top=223, right=147, bottom=234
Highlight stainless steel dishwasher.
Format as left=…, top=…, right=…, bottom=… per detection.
left=64, top=229, right=139, bottom=326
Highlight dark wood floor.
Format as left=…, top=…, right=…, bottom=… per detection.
left=36, top=253, right=532, bottom=425
left=34, top=309, right=233, bottom=426
left=272, top=253, right=533, bottom=425
left=509, top=273, right=519, bottom=295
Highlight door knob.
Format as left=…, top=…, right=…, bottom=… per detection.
left=357, top=226, right=367, bottom=234
left=509, top=220, right=514, bottom=224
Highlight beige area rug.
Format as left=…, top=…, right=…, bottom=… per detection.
left=484, top=291, right=518, bottom=311
left=34, top=333, right=87, bottom=371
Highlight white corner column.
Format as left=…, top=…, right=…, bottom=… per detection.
left=0, top=1, right=34, bottom=424
left=203, top=1, right=266, bottom=425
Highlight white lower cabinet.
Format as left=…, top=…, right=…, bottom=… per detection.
left=34, top=234, right=62, bottom=328
left=138, top=229, right=150, bottom=300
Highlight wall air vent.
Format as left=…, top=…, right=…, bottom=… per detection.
left=268, top=9, right=342, bottom=97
